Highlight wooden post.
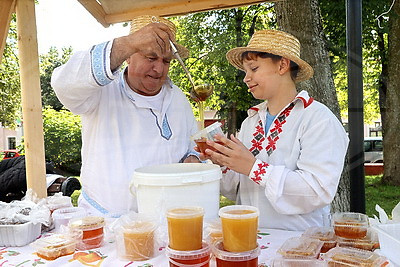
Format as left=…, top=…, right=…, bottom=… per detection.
left=0, top=0, right=15, bottom=63
left=16, top=0, right=47, bottom=199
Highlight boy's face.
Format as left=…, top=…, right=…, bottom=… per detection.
left=242, top=56, right=282, bottom=100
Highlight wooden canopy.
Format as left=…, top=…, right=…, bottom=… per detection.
left=78, top=0, right=275, bottom=27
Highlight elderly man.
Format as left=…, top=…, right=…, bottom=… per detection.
left=51, top=15, right=200, bottom=217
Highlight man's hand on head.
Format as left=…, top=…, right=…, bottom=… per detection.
left=110, top=23, right=174, bottom=71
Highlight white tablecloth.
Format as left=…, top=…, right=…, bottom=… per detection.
left=0, top=228, right=302, bottom=267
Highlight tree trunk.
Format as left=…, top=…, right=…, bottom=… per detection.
left=275, top=0, right=350, bottom=212
left=382, top=0, right=400, bottom=185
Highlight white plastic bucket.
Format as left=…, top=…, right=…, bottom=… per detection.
left=130, top=163, right=221, bottom=220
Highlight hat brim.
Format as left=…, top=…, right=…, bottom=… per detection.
left=226, top=46, right=314, bottom=82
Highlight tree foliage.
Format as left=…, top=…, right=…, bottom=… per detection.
left=169, top=4, right=276, bottom=134
left=42, top=107, right=82, bottom=175
left=0, top=15, right=21, bottom=129
left=40, top=47, right=73, bottom=110
left=319, top=0, right=390, bottom=124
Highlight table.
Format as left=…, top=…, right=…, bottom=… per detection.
left=0, top=228, right=302, bottom=267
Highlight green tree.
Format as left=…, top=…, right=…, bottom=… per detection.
left=319, top=0, right=389, bottom=124
left=42, top=107, right=82, bottom=175
left=40, top=46, right=73, bottom=111
left=170, top=4, right=275, bottom=135
left=0, top=15, right=21, bottom=129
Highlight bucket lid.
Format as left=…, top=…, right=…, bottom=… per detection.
left=132, top=163, right=221, bottom=187
left=212, top=240, right=260, bottom=261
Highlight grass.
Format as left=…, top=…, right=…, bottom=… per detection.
left=70, top=175, right=399, bottom=218
left=365, top=175, right=400, bottom=218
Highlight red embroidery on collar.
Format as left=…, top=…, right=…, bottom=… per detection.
left=250, top=107, right=259, bottom=111
left=251, top=161, right=269, bottom=184
left=297, top=97, right=314, bottom=108
left=249, top=120, right=265, bottom=156
left=265, top=103, right=295, bottom=156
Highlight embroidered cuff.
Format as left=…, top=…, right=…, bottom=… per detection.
left=248, top=159, right=270, bottom=186
left=90, top=41, right=115, bottom=86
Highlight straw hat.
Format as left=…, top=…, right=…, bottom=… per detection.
left=130, top=15, right=189, bottom=59
left=226, top=30, right=313, bottom=82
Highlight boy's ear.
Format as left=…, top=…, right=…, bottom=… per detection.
left=279, top=57, right=291, bottom=74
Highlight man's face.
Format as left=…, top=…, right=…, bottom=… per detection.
left=125, top=50, right=172, bottom=96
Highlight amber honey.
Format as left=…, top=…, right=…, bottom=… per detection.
left=123, top=221, right=155, bottom=261
left=334, top=221, right=368, bottom=239
left=219, top=206, right=259, bottom=253
left=167, top=207, right=204, bottom=251
left=69, top=216, right=105, bottom=250
left=212, top=240, right=260, bottom=267
left=195, top=139, right=224, bottom=154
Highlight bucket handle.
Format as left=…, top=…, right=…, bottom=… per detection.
left=129, top=182, right=136, bottom=196
left=181, top=177, right=203, bottom=184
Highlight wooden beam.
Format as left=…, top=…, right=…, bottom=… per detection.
left=78, top=0, right=109, bottom=27
left=16, top=0, right=47, bottom=199
left=0, top=0, right=15, bottom=63
left=104, top=0, right=270, bottom=24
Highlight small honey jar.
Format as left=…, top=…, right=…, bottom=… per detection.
left=69, top=216, right=105, bottom=250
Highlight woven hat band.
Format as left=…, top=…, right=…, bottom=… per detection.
left=128, top=15, right=189, bottom=59
left=130, top=15, right=177, bottom=40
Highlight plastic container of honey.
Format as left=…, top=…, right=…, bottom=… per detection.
left=332, top=212, right=369, bottom=239
left=191, top=122, right=223, bottom=154
left=68, top=216, right=105, bottom=250
left=31, top=234, right=77, bottom=260
left=116, top=219, right=157, bottom=261
left=302, top=226, right=337, bottom=253
left=167, top=206, right=204, bottom=251
left=219, top=205, right=259, bottom=252
left=320, top=247, right=388, bottom=266
left=271, top=257, right=328, bottom=266
left=166, top=242, right=211, bottom=267
left=336, top=229, right=379, bottom=251
left=277, top=236, right=324, bottom=259
left=212, top=240, right=260, bottom=267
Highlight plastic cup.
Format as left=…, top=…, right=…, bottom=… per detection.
left=219, top=205, right=259, bottom=252
left=212, top=240, right=260, bottom=267
left=191, top=122, right=223, bottom=154
left=166, top=242, right=211, bottom=267
left=120, top=220, right=157, bottom=261
left=68, top=216, right=105, bottom=250
left=167, top=206, right=204, bottom=251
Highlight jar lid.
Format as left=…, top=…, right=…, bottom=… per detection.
left=166, top=206, right=204, bottom=219
left=166, top=242, right=210, bottom=260
left=212, top=241, right=260, bottom=261
left=218, top=205, right=259, bottom=219
left=69, top=216, right=105, bottom=230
